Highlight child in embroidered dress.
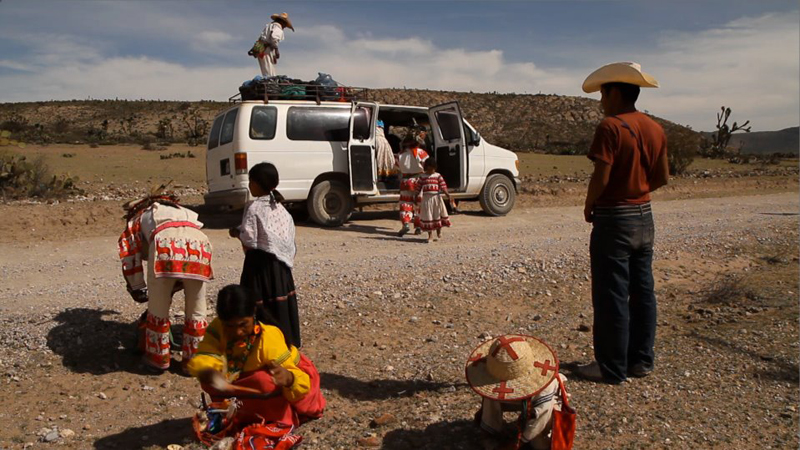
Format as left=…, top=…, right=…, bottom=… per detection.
left=229, top=163, right=301, bottom=348
left=415, top=158, right=452, bottom=243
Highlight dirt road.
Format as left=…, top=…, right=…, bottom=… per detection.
left=0, top=192, right=798, bottom=449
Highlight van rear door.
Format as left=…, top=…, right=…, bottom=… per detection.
left=429, top=102, right=467, bottom=191
left=206, top=107, right=239, bottom=193
left=347, top=102, right=379, bottom=195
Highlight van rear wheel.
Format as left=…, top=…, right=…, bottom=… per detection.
left=479, top=174, right=516, bottom=216
left=308, top=180, right=353, bottom=227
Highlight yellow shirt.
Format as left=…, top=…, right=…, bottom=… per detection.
left=187, top=319, right=310, bottom=402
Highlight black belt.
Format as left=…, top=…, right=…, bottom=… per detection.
left=593, top=202, right=652, bottom=217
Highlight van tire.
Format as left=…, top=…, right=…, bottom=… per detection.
left=479, top=174, right=516, bottom=216
left=307, top=180, right=353, bottom=227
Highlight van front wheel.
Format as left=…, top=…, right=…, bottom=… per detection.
left=479, top=174, right=516, bottom=216
left=308, top=180, right=353, bottom=227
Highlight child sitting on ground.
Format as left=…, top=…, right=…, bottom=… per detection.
left=414, top=158, right=452, bottom=243
left=465, top=334, right=573, bottom=450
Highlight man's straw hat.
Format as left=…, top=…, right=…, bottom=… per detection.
left=465, top=334, right=559, bottom=401
left=271, top=12, right=294, bottom=31
left=582, top=62, right=659, bottom=94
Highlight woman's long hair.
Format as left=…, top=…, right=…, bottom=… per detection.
left=216, top=284, right=291, bottom=347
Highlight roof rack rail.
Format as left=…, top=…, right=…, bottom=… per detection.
left=230, top=81, right=370, bottom=105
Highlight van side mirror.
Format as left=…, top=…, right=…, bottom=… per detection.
left=469, top=135, right=481, bottom=146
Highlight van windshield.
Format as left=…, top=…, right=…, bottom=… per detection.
left=287, top=107, right=349, bottom=141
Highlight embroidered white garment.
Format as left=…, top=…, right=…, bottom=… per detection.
left=398, top=147, right=428, bottom=175
left=259, top=22, right=284, bottom=49
left=239, top=195, right=297, bottom=268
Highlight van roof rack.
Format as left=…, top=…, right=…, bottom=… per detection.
left=230, top=81, right=371, bottom=105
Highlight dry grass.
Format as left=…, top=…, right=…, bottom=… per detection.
left=13, top=144, right=207, bottom=187
left=516, top=152, right=797, bottom=178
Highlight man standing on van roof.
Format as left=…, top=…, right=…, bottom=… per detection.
left=257, top=12, right=294, bottom=77
left=577, top=62, right=669, bottom=384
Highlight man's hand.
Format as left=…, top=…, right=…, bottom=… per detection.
left=264, top=360, right=294, bottom=388
left=228, top=227, right=241, bottom=238
left=128, top=287, right=148, bottom=303
left=584, top=204, right=594, bottom=223
left=201, top=370, right=237, bottom=394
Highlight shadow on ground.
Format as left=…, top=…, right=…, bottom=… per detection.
left=93, top=418, right=194, bottom=450
left=690, top=331, right=800, bottom=383
left=321, top=372, right=467, bottom=401
left=381, top=419, right=479, bottom=449
left=47, top=307, right=183, bottom=376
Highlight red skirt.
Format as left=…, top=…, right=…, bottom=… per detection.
left=202, top=353, right=325, bottom=427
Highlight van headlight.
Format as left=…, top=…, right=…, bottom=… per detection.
left=515, top=159, right=520, bottom=171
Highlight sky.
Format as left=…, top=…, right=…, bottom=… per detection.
left=0, top=0, right=797, bottom=132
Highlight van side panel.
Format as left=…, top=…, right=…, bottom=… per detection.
left=240, top=104, right=349, bottom=203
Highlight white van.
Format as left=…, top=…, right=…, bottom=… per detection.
left=203, top=99, right=520, bottom=226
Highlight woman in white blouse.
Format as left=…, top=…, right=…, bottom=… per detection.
left=229, top=162, right=301, bottom=347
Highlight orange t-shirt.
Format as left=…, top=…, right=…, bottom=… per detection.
left=587, top=111, right=667, bottom=206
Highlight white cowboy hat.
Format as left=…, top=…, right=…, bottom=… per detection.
left=582, top=62, right=659, bottom=94
left=465, top=334, right=559, bottom=401
left=271, top=12, right=294, bottom=31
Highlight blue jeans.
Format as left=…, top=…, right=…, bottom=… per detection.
left=590, top=208, right=656, bottom=383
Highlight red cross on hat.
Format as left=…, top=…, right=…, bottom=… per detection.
left=491, top=336, right=526, bottom=360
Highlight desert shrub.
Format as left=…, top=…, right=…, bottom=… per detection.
left=53, top=116, right=70, bottom=134
left=664, top=125, right=699, bottom=175
left=701, top=106, right=751, bottom=159
left=181, top=108, right=208, bottom=146
left=156, top=116, right=176, bottom=140
left=160, top=151, right=195, bottom=160
left=0, top=113, right=29, bottom=133
left=0, top=153, right=83, bottom=200
left=702, top=274, right=759, bottom=305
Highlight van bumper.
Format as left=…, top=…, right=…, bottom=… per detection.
left=203, top=188, right=249, bottom=210
left=514, top=177, right=521, bottom=193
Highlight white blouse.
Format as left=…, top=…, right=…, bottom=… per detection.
left=239, top=195, right=297, bottom=268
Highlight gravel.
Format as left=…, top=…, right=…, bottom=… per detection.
left=0, top=191, right=797, bottom=449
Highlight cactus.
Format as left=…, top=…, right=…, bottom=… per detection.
left=0, top=153, right=83, bottom=200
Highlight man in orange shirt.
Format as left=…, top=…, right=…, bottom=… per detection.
left=577, top=62, right=670, bottom=384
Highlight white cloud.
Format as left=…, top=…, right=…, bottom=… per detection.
left=0, top=10, right=796, bottom=131
left=197, top=31, right=235, bottom=46
left=640, top=12, right=799, bottom=131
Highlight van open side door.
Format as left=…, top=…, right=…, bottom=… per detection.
left=428, top=101, right=467, bottom=191
left=347, top=102, right=379, bottom=195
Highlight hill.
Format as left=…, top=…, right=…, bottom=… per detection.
left=0, top=89, right=696, bottom=154
left=701, top=127, right=799, bottom=155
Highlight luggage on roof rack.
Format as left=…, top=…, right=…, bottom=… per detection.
left=231, top=77, right=370, bottom=104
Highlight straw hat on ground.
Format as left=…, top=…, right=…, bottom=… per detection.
left=271, top=12, right=295, bottom=31
left=582, top=62, right=659, bottom=93
left=465, top=334, right=559, bottom=402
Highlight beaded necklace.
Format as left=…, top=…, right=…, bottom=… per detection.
left=225, top=324, right=261, bottom=380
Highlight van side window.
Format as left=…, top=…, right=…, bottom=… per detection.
left=287, top=107, right=349, bottom=141
left=249, top=106, right=277, bottom=140
left=435, top=110, right=461, bottom=141
left=220, top=109, right=239, bottom=145
left=208, top=115, right=224, bottom=150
